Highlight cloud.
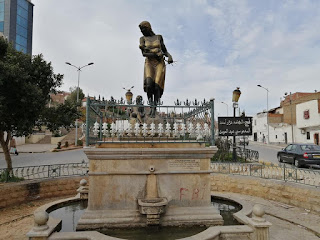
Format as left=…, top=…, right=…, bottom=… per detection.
left=31, top=0, right=320, bottom=117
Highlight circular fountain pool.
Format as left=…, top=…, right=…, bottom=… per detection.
left=48, top=196, right=242, bottom=239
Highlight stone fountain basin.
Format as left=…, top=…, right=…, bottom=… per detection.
left=138, top=198, right=168, bottom=216
left=29, top=194, right=257, bottom=239
left=138, top=197, right=168, bottom=206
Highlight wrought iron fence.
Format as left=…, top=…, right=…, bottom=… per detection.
left=0, top=162, right=89, bottom=182
left=85, top=97, right=215, bottom=145
left=212, top=137, right=259, bottom=162
left=211, top=162, right=320, bottom=187
left=235, top=147, right=259, bottom=162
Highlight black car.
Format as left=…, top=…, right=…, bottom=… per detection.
left=277, top=143, right=320, bottom=167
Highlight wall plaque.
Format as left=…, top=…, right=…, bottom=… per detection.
left=168, top=159, right=200, bottom=171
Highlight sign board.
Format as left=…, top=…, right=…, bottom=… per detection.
left=218, top=117, right=253, bottom=136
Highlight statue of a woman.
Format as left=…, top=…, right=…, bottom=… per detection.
left=139, top=21, right=173, bottom=116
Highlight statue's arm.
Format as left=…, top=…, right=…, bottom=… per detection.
left=159, top=35, right=173, bottom=63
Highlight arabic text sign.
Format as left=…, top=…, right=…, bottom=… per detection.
left=218, top=117, right=253, bottom=136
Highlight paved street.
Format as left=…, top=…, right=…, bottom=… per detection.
left=0, top=148, right=88, bottom=168
left=246, top=141, right=284, bottom=165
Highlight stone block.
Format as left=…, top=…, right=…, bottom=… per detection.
left=281, top=191, right=292, bottom=198
left=309, top=197, right=320, bottom=205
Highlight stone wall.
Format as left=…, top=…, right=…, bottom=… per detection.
left=1, top=174, right=319, bottom=214
left=0, top=176, right=88, bottom=209
left=211, top=174, right=320, bottom=213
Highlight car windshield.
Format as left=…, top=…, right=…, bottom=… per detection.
left=301, top=145, right=320, bottom=151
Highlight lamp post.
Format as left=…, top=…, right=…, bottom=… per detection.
left=123, top=86, right=134, bottom=104
left=284, top=92, right=294, bottom=143
left=232, top=87, right=241, bottom=161
left=257, top=85, right=269, bottom=144
left=65, top=62, right=94, bottom=146
left=221, top=102, right=229, bottom=116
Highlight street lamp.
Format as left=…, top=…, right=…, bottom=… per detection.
left=284, top=92, right=294, bottom=143
left=257, top=85, right=269, bottom=144
left=123, top=86, right=134, bottom=104
left=232, top=87, right=241, bottom=161
left=65, top=62, right=94, bottom=146
left=221, top=102, right=228, bottom=116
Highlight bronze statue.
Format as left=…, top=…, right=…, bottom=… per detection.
left=139, top=21, right=173, bottom=116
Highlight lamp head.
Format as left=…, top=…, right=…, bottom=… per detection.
left=65, top=62, right=71, bottom=65
left=125, top=89, right=133, bottom=104
left=88, top=62, right=94, bottom=66
left=232, top=87, right=241, bottom=103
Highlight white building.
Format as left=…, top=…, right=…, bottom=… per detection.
left=252, top=93, right=320, bottom=145
left=296, top=99, right=320, bottom=145
left=251, top=109, right=295, bottom=144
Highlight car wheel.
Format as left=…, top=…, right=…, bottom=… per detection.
left=294, top=159, right=301, bottom=168
left=277, top=155, right=283, bottom=163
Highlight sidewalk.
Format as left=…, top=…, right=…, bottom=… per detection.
left=0, top=144, right=56, bottom=153
left=249, top=140, right=287, bottom=149
left=215, top=192, right=320, bottom=240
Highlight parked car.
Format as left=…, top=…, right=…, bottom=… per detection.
left=277, top=143, right=320, bottom=167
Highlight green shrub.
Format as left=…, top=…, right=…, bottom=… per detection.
left=77, top=139, right=83, bottom=146
left=0, top=171, right=24, bottom=182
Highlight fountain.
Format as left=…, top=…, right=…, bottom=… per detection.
left=76, top=146, right=223, bottom=230
left=26, top=20, right=272, bottom=239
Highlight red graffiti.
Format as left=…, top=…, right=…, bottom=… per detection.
left=180, top=188, right=189, bottom=200
left=192, top=188, right=199, bottom=199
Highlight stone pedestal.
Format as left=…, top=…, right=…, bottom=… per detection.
left=77, top=146, right=223, bottom=230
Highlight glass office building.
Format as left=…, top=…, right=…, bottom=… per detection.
left=0, top=0, right=33, bottom=54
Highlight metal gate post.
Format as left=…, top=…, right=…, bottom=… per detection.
left=210, top=98, right=215, bottom=146
left=85, top=96, right=90, bottom=147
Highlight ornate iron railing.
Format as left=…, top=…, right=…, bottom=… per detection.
left=85, top=97, right=215, bottom=145
left=235, top=147, right=259, bottom=162
left=211, top=162, right=320, bottom=187
left=0, top=162, right=89, bottom=182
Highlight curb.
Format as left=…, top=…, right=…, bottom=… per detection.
left=51, top=146, right=83, bottom=152
left=250, top=141, right=286, bottom=149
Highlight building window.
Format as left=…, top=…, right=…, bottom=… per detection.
left=15, top=43, right=26, bottom=53
left=254, top=120, right=256, bottom=125
left=275, top=135, right=277, bottom=139
left=307, top=132, right=310, bottom=140
left=0, top=1, right=4, bottom=32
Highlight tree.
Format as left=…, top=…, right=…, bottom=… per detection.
left=65, top=86, right=85, bottom=106
left=0, top=38, right=63, bottom=171
left=38, top=101, right=81, bottom=135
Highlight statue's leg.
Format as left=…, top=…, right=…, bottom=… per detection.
left=154, top=84, right=161, bottom=106
left=145, top=77, right=154, bottom=102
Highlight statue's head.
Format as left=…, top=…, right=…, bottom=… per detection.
left=139, top=21, right=154, bottom=36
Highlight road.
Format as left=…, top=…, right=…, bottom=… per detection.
left=246, top=141, right=283, bottom=165
left=0, top=149, right=88, bottom=168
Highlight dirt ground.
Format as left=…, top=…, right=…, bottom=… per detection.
left=0, top=196, right=73, bottom=240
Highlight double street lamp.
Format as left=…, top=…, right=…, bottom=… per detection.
left=257, top=85, right=269, bottom=144
left=65, top=62, right=94, bottom=146
left=221, top=101, right=229, bottom=116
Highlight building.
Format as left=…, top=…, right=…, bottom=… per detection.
left=49, top=91, right=71, bottom=107
left=296, top=99, right=320, bottom=145
left=252, top=91, right=320, bottom=145
left=0, top=0, right=34, bottom=54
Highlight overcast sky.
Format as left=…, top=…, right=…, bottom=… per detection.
left=32, top=0, right=320, bottom=116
